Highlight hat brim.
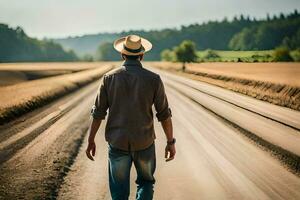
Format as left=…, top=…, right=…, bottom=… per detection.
left=113, top=37, right=152, bottom=56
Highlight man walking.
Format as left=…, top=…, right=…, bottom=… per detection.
left=86, top=35, right=176, bottom=200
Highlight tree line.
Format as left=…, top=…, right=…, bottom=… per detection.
left=1, top=10, right=299, bottom=62
left=0, top=24, right=78, bottom=62
left=161, top=40, right=300, bottom=66
left=95, top=10, right=300, bottom=61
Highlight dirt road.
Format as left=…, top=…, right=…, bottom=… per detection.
left=0, top=68, right=300, bottom=200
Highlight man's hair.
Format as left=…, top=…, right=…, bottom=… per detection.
left=122, top=54, right=143, bottom=60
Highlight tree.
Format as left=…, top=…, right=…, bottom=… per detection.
left=240, top=14, right=245, bottom=21
left=282, top=29, right=300, bottom=49
left=266, top=13, right=271, bottom=21
left=160, top=49, right=175, bottom=62
left=203, top=49, right=220, bottom=61
left=228, top=27, right=257, bottom=50
left=82, top=54, right=94, bottom=62
left=95, top=42, right=120, bottom=61
left=279, top=13, right=285, bottom=20
left=0, top=23, right=78, bottom=62
left=273, top=47, right=293, bottom=61
left=290, top=49, right=300, bottom=61
left=173, top=40, right=197, bottom=70
left=228, top=16, right=300, bottom=50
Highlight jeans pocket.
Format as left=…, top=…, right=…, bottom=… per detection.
left=108, top=144, right=130, bottom=159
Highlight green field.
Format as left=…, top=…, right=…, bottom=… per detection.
left=196, top=50, right=275, bottom=62
left=197, top=50, right=273, bottom=58
left=196, top=49, right=300, bottom=62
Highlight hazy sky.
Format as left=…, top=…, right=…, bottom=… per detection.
left=0, top=0, right=299, bottom=38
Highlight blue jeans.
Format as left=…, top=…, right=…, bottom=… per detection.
left=108, top=143, right=156, bottom=200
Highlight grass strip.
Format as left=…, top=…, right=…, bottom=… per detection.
left=0, top=65, right=113, bottom=124
left=152, top=64, right=300, bottom=111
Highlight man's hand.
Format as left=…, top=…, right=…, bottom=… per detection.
left=86, top=118, right=102, bottom=161
left=165, top=144, right=176, bottom=162
left=86, top=141, right=96, bottom=161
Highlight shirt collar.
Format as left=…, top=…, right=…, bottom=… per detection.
left=123, top=59, right=143, bottom=68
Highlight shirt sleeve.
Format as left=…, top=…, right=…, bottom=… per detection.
left=154, top=76, right=172, bottom=121
left=91, top=75, right=109, bottom=120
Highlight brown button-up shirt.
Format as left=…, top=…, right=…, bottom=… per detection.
left=91, top=60, right=172, bottom=151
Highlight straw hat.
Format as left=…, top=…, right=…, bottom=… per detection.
left=113, top=35, right=152, bottom=56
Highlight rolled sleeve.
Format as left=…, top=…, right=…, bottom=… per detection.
left=154, top=76, right=172, bottom=121
left=91, top=75, right=109, bottom=120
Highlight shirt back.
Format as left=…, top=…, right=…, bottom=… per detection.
left=91, top=60, right=171, bottom=151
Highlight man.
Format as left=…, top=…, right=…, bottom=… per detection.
left=86, top=35, right=176, bottom=200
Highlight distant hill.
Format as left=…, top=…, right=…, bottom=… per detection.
left=0, top=24, right=78, bottom=62
left=54, top=10, right=300, bottom=61
left=54, top=33, right=120, bottom=57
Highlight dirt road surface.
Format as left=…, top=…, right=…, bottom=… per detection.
left=0, top=68, right=300, bottom=200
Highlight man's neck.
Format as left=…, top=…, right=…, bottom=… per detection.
left=123, top=59, right=142, bottom=67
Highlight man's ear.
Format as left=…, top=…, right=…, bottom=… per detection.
left=139, top=54, right=144, bottom=61
left=121, top=54, right=126, bottom=60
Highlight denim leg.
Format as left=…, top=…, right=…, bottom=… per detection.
left=133, top=143, right=156, bottom=200
left=108, top=145, right=132, bottom=200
